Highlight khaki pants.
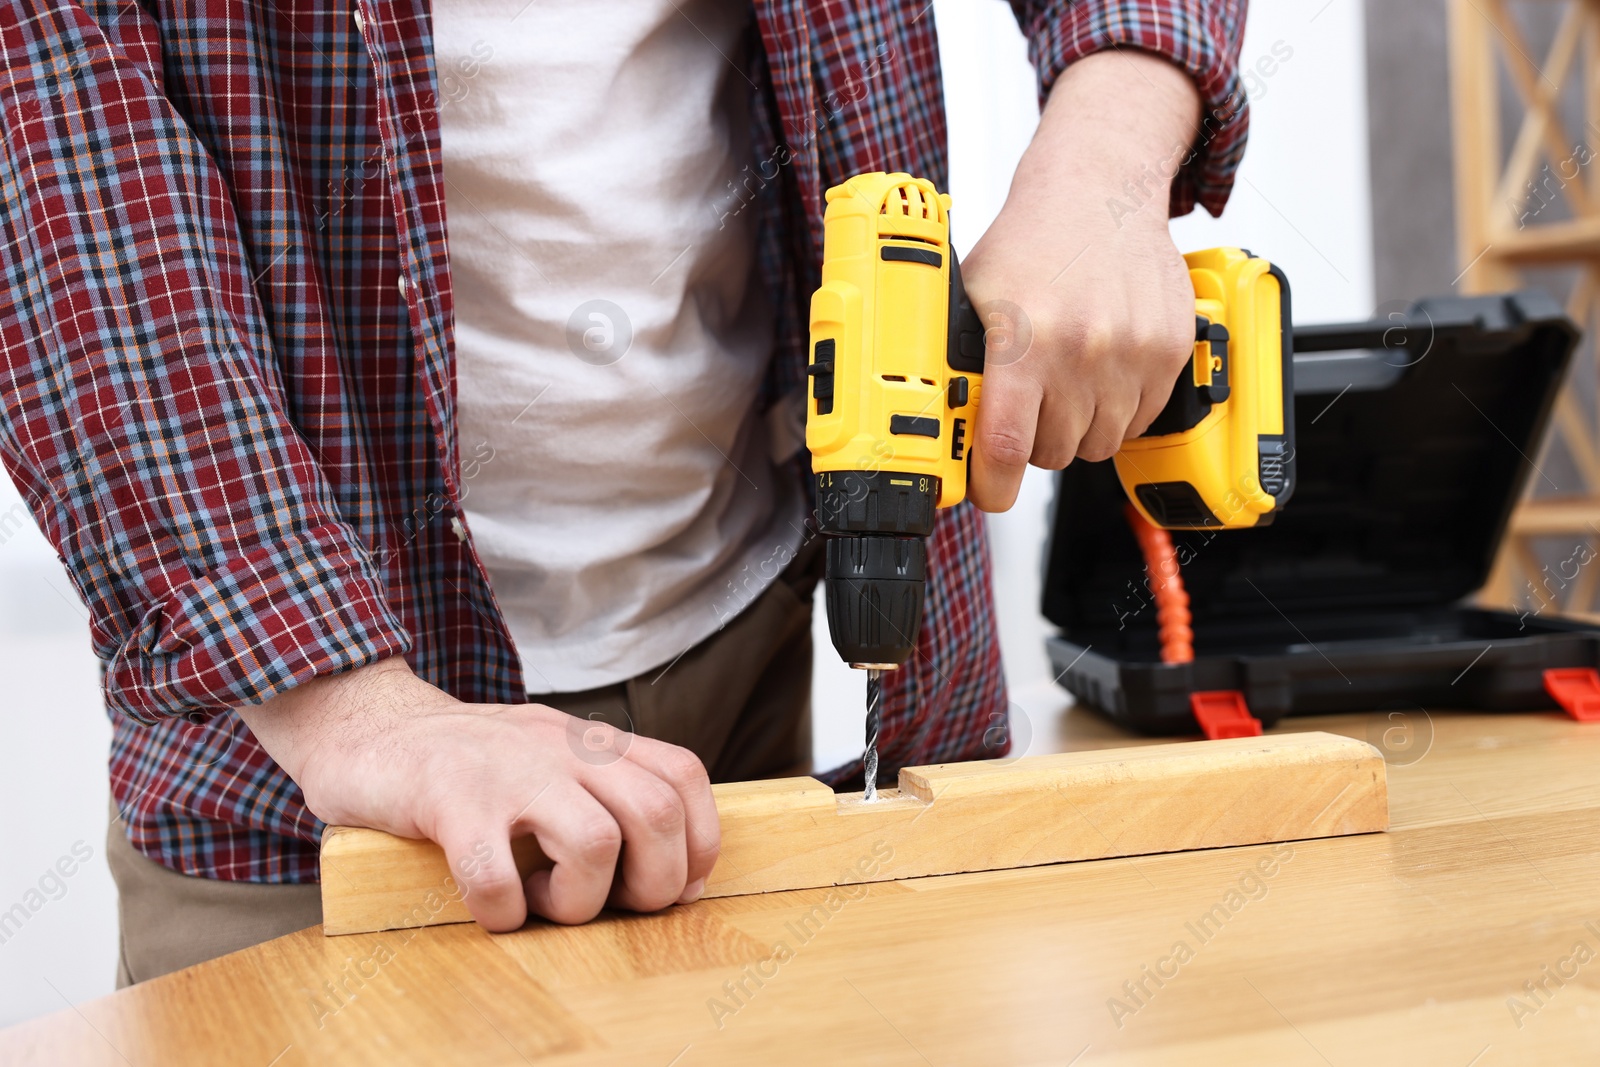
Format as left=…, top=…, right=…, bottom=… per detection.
left=110, top=541, right=821, bottom=986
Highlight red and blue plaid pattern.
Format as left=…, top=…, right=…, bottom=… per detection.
left=0, top=0, right=1244, bottom=882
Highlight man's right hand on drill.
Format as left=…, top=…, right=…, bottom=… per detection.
left=236, top=658, right=721, bottom=931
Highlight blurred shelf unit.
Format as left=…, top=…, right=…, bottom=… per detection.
left=1450, top=0, right=1600, bottom=616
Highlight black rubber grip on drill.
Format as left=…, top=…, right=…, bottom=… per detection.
left=947, top=249, right=985, bottom=374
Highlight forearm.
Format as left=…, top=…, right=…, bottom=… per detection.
left=1009, top=0, right=1248, bottom=217
left=1004, top=51, right=1202, bottom=229
left=962, top=51, right=1209, bottom=509
left=235, top=657, right=420, bottom=808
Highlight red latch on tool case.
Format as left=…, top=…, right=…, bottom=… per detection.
left=1542, top=668, right=1600, bottom=721
left=1189, top=690, right=1263, bottom=739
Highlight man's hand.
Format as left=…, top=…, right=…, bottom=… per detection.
left=237, top=658, right=719, bottom=931
left=962, top=50, right=1205, bottom=512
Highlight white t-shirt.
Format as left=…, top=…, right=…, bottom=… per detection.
left=436, top=0, right=803, bottom=693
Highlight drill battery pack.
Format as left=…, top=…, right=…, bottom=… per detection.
left=1044, top=290, right=1593, bottom=733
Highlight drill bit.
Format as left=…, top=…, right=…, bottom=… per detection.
left=863, top=668, right=882, bottom=801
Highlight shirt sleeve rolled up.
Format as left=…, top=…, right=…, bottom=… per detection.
left=1009, top=0, right=1250, bottom=218
left=0, top=2, right=411, bottom=724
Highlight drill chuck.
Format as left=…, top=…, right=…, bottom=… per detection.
left=823, top=534, right=926, bottom=669
left=815, top=469, right=937, bottom=669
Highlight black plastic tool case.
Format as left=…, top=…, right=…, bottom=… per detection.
left=1044, top=291, right=1591, bottom=733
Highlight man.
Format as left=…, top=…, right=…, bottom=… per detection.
left=0, top=0, right=1245, bottom=983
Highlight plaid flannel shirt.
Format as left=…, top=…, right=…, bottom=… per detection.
left=0, top=0, right=1245, bottom=882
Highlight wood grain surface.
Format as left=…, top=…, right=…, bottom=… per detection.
left=5, top=708, right=1600, bottom=1065
left=320, top=732, right=1388, bottom=935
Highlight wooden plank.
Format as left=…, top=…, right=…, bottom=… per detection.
left=22, top=712, right=1600, bottom=1065
left=319, top=731, right=1388, bottom=936
left=1507, top=496, right=1600, bottom=535
left=1494, top=214, right=1600, bottom=261
left=1448, top=0, right=1521, bottom=292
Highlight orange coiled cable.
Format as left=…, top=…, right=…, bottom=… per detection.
left=1125, top=504, right=1194, bottom=664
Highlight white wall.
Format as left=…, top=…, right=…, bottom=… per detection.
left=811, top=0, right=1375, bottom=766
left=0, top=488, right=115, bottom=1025
left=0, top=0, right=1373, bottom=1028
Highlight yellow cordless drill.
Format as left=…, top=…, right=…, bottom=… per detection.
left=805, top=172, right=1294, bottom=794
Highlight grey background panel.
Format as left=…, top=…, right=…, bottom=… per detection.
left=1364, top=0, right=1459, bottom=304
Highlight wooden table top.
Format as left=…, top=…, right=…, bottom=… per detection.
left=5, top=706, right=1600, bottom=1065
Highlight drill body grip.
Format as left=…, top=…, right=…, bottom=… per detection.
left=805, top=176, right=1294, bottom=533
left=806, top=172, right=968, bottom=668
left=806, top=172, right=980, bottom=514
